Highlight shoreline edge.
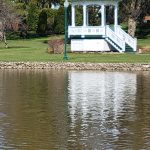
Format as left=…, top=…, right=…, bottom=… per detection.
left=0, top=62, right=150, bottom=71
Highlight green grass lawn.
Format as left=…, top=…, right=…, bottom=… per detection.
left=0, top=35, right=150, bottom=63
left=138, top=36, right=150, bottom=48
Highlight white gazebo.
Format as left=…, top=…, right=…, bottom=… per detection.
left=68, top=0, right=137, bottom=52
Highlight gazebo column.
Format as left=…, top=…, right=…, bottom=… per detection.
left=71, top=5, right=75, bottom=27
left=114, top=3, right=118, bottom=26
left=101, top=4, right=106, bottom=26
left=83, top=4, right=87, bottom=26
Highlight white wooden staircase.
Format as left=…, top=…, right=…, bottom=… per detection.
left=105, top=26, right=137, bottom=52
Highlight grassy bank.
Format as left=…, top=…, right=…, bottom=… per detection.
left=0, top=35, right=150, bottom=63
left=138, top=37, right=150, bottom=52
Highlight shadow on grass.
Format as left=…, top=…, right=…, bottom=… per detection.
left=7, top=46, right=29, bottom=49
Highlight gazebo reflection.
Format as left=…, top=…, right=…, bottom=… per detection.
left=67, top=71, right=137, bottom=148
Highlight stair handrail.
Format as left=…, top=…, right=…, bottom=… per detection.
left=106, top=26, right=125, bottom=52
left=115, top=26, right=137, bottom=51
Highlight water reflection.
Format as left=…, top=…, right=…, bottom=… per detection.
left=68, top=71, right=137, bottom=120
left=68, top=71, right=150, bottom=149
left=0, top=70, right=150, bottom=149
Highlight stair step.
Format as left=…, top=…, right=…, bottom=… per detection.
left=125, top=44, right=134, bottom=52
left=105, top=37, right=122, bottom=52
left=106, top=38, right=121, bottom=49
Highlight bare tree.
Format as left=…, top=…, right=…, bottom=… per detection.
left=0, top=22, right=8, bottom=48
left=122, top=0, right=150, bottom=37
left=0, top=0, right=18, bottom=47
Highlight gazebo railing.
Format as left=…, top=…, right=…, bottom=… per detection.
left=68, top=26, right=106, bottom=37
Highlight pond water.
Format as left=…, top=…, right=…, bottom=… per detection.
left=0, top=70, right=150, bottom=149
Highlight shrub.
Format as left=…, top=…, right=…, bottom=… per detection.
left=48, top=39, right=64, bottom=54
left=5, top=31, right=20, bottom=40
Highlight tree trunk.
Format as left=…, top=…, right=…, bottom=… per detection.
left=128, top=17, right=137, bottom=37
left=3, top=32, right=8, bottom=48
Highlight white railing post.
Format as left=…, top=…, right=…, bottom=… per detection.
left=134, top=38, right=137, bottom=52
left=123, top=42, right=126, bottom=52
left=101, top=4, right=106, bottom=27
left=71, top=5, right=75, bottom=27
left=114, top=3, right=118, bottom=32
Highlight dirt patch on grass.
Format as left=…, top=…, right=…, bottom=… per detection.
left=138, top=46, right=150, bottom=53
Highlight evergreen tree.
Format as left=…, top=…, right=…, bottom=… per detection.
left=37, top=9, right=47, bottom=35
left=27, top=0, right=39, bottom=31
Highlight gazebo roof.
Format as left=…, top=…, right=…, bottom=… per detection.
left=71, top=0, right=121, bottom=5
left=72, top=0, right=121, bottom=1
